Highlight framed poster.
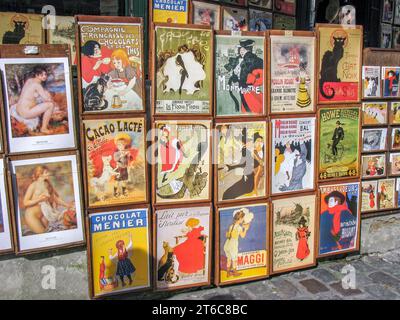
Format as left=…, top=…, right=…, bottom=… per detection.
left=362, top=128, right=387, bottom=152
left=0, top=157, right=13, bottom=254
left=381, top=23, right=393, bottom=49
left=339, top=5, right=356, bottom=25
left=394, top=0, right=400, bottom=25
left=318, top=182, right=360, bottom=257
left=0, top=57, right=76, bottom=154
left=9, top=153, right=84, bottom=254
left=362, top=66, right=381, bottom=98
left=47, top=16, right=76, bottom=65
left=215, top=32, right=265, bottom=117
left=393, top=26, right=400, bottom=49
left=216, top=120, right=267, bottom=203
left=249, top=0, right=273, bottom=9
left=273, top=14, right=296, bottom=30
left=216, top=202, right=269, bottom=285
left=152, top=0, right=189, bottom=24
left=274, top=0, right=296, bottom=16
left=192, top=1, right=221, bottom=30
left=317, top=24, right=363, bottom=104
left=0, top=12, right=44, bottom=44
left=361, top=180, right=378, bottom=213
left=153, top=25, right=213, bottom=115
left=361, top=154, right=386, bottom=179
left=249, top=9, right=273, bottom=31
left=390, top=102, right=400, bottom=124
left=154, top=205, right=212, bottom=291
left=382, top=0, right=395, bottom=24
left=389, top=152, right=400, bottom=176
left=270, top=117, right=315, bottom=195
left=153, top=119, right=212, bottom=204
left=271, top=194, right=317, bottom=274
left=391, top=127, right=400, bottom=150
left=362, top=102, right=387, bottom=126
left=378, top=178, right=396, bottom=210
left=382, top=66, right=400, bottom=98
left=87, top=207, right=150, bottom=298
left=270, top=32, right=316, bottom=114
left=318, top=107, right=361, bottom=181
left=222, top=6, right=249, bottom=31
left=82, top=117, right=147, bottom=208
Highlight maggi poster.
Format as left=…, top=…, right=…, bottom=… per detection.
left=153, top=0, right=189, bottom=24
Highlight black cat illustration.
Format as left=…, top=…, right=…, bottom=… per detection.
left=2, top=21, right=26, bottom=44
left=83, top=74, right=109, bottom=111
left=319, top=36, right=346, bottom=99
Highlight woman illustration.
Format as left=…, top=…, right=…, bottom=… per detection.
left=80, top=40, right=112, bottom=85
left=109, top=234, right=135, bottom=287
left=368, top=185, right=375, bottom=209
left=384, top=70, right=399, bottom=96
left=296, top=216, right=311, bottom=261
left=252, top=132, right=264, bottom=195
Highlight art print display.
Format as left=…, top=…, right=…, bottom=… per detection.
left=361, top=180, right=378, bottom=212
left=89, top=208, right=150, bottom=298
left=271, top=118, right=315, bottom=195
left=339, top=5, right=356, bottom=25
left=192, top=1, right=221, bottom=29
left=47, top=16, right=76, bottom=65
left=249, top=0, right=272, bottom=9
left=10, top=154, right=84, bottom=252
left=392, top=26, right=400, bottom=49
left=362, top=128, right=387, bottom=152
left=222, top=7, right=249, bottom=31
left=382, top=67, right=400, bottom=97
left=394, top=0, right=400, bottom=25
left=378, top=178, right=396, bottom=209
left=217, top=203, right=268, bottom=284
left=273, top=14, right=296, bottom=30
left=391, top=127, right=400, bottom=150
left=381, top=23, right=393, bottom=49
left=318, top=107, right=360, bottom=180
left=319, top=183, right=359, bottom=256
left=83, top=118, right=147, bottom=208
left=0, top=159, right=12, bottom=253
left=216, top=121, right=267, bottom=202
left=362, top=102, right=387, bottom=125
left=389, top=152, right=400, bottom=175
left=78, top=21, right=144, bottom=113
left=361, top=154, right=386, bottom=179
left=154, top=120, right=211, bottom=204
left=152, top=0, right=189, bottom=24
left=154, top=26, right=212, bottom=114
left=270, top=35, right=315, bottom=114
left=0, top=12, right=43, bottom=44
left=382, top=0, right=394, bottom=24
left=155, top=206, right=211, bottom=290
left=390, top=102, right=400, bottom=124
left=0, top=57, right=76, bottom=154
left=274, top=0, right=296, bottom=16
left=272, top=194, right=316, bottom=273
left=249, top=9, right=273, bottom=31
left=362, top=66, right=381, bottom=98
left=317, top=25, right=362, bottom=103
left=215, top=34, right=265, bottom=116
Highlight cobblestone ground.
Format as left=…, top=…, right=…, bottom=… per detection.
left=114, top=249, right=400, bottom=300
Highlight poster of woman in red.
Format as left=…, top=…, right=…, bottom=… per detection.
left=296, top=216, right=311, bottom=261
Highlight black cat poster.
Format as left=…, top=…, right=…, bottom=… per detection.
left=317, top=24, right=363, bottom=104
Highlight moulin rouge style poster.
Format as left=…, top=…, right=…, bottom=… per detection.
left=318, top=107, right=360, bottom=181
left=319, top=183, right=360, bottom=256
left=153, top=0, right=189, bottom=24
left=218, top=203, right=268, bottom=284
left=78, top=22, right=143, bottom=113
left=361, top=180, right=378, bottom=213
left=271, top=118, right=315, bottom=195
left=215, top=35, right=265, bottom=116
left=270, top=35, right=315, bottom=114
left=89, top=208, right=150, bottom=298
left=317, top=25, right=362, bottom=104
left=362, top=102, right=388, bottom=126
left=0, top=158, right=12, bottom=253
left=155, top=206, right=211, bottom=290
left=362, top=66, right=381, bottom=98
left=0, top=12, right=43, bottom=44
left=272, top=194, right=316, bottom=273
left=155, top=26, right=212, bottom=114
left=83, top=118, right=146, bottom=208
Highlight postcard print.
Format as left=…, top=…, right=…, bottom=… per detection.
left=362, top=128, right=387, bottom=152
left=378, top=178, right=396, bottom=209
left=192, top=1, right=221, bottom=29
left=389, top=152, right=400, bottom=175
left=391, top=127, right=400, bottom=149
left=362, top=66, right=381, bottom=98
left=222, top=7, right=249, bottom=31
left=361, top=154, right=386, bottom=179
left=362, top=102, right=387, bottom=125
left=361, top=180, right=378, bottom=212
left=382, top=67, right=400, bottom=98
left=390, top=102, right=400, bottom=124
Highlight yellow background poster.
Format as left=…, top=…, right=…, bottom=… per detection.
left=153, top=0, right=189, bottom=24
left=0, top=12, right=43, bottom=44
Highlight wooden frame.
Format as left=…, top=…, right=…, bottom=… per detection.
left=361, top=153, right=387, bottom=180
left=377, top=178, right=397, bottom=210
left=361, top=102, right=388, bottom=126
left=361, top=179, right=379, bottom=213
left=388, top=152, right=400, bottom=176
left=273, top=0, right=297, bottom=16
left=221, top=5, right=249, bottom=31
left=190, top=0, right=222, bottom=30
left=0, top=155, right=14, bottom=255
left=390, top=126, right=400, bottom=150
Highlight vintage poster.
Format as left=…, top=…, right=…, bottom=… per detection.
left=10, top=154, right=84, bottom=252
left=47, top=16, right=77, bottom=65
left=339, top=5, right=356, bottom=25
left=155, top=206, right=211, bottom=290
left=249, top=0, right=272, bottom=9
left=382, top=67, right=400, bottom=97
left=389, top=152, right=400, bottom=175
left=273, top=14, right=296, bottom=30
left=272, top=194, right=316, bottom=273
left=318, top=107, right=360, bottom=180
left=392, top=26, right=400, bottom=49
left=390, top=102, right=400, bottom=124
left=222, top=7, right=249, bottom=31
left=391, top=127, right=400, bottom=149
left=216, top=121, right=267, bottom=202
left=270, top=35, right=315, bottom=113
left=89, top=208, right=150, bottom=297
left=394, top=0, right=400, bottom=25
left=382, top=0, right=395, bottom=24
left=319, top=183, right=359, bottom=256
left=378, top=178, right=396, bottom=209
left=0, top=12, right=43, bottom=44
left=223, top=0, right=248, bottom=7
left=0, top=57, right=76, bottom=154
left=192, top=1, right=221, bottom=29
left=361, top=180, right=378, bottom=212
left=362, top=66, right=381, bottom=98
left=78, top=22, right=143, bottom=113
left=152, top=0, right=189, bottom=24
left=155, top=120, right=211, bottom=204
left=361, top=154, right=386, bottom=179
left=271, top=118, right=315, bottom=195
left=154, top=26, right=212, bottom=114
left=274, top=0, right=296, bottom=16
left=317, top=25, right=362, bottom=103
left=362, top=128, right=387, bottom=152
left=0, top=159, right=12, bottom=253
left=381, top=23, right=393, bottom=49
left=362, top=102, right=387, bottom=125
left=83, top=118, right=147, bottom=208
left=218, top=203, right=268, bottom=284
left=215, top=34, right=265, bottom=116
left=249, top=9, right=273, bottom=31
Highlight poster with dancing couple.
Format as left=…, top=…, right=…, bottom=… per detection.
left=0, top=157, right=13, bottom=254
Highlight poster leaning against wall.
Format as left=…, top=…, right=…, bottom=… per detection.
left=0, top=157, right=13, bottom=254
left=47, top=16, right=77, bottom=65
left=152, top=0, right=189, bottom=24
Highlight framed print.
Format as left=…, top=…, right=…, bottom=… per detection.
left=215, top=33, right=265, bottom=117
left=382, top=66, right=400, bottom=97
left=270, top=33, right=316, bottom=114
left=397, top=178, right=400, bottom=206
left=216, top=202, right=269, bottom=285
left=391, top=127, right=400, bottom=150
left=389, top=152, right=400, bottom=176
left=216, top=121, right=267, bottom=203
left=88, top=207, right=150, bottom=298
left=154, top=119, right=211, bottom=204
left=318, top=182, right=360, bottom=257
left=0, top=12, right=44, bottom=44
left=47, top=16, right=77, bottom=65
left=339, top=5, right=356, bottom=25
left=361, top=154, right=386, bottom=179
left=82, top=117, right=147, bottom=208
left=192, top=1, right=221, bottom=30
left=271, top=117, right=315, bottom=195
left=273, top=14, right=296, bottom=30
left=393, top=26, right=400, bottom=49
left=317, top=24, right=362, bottom=104
left=223, top=0, right=248, bottom=6
left=9, top=153, right=84, bottom=254
left=0, top=158, right=13, bottom=254
left=390, top=102, right=400, bottom=124
left=361, top=180, right=378, bottom=213
left=154, top=205, right=212, bottom=291
left=362, top=66, right=381, bottom=98
left=222, top=6, right=249, bottom=31
left=271, top=194, right=317, bottom=274
left=274, top=0, right=296, bottom=16
left=152, top=0, right=189, bottom=24
left=362, top=102, right=387, bottom=126
left=249, top=9, right=273, bottom=31
left=0, top=57, right=76, bottom=154
left=318, top=107, right=361, bottom=181
left=378, top=178, right=396, bottom=210
left=395, top=0, right=400, bottom=25
left=380, top=23, right=393, bottom=49
left=249, top=0, right=273, bottom=9
left=382, top=0, right=395, bottom=24
left=153, top=25, right=213, bottom=115
left=362, top=128, right=387, bottom=152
